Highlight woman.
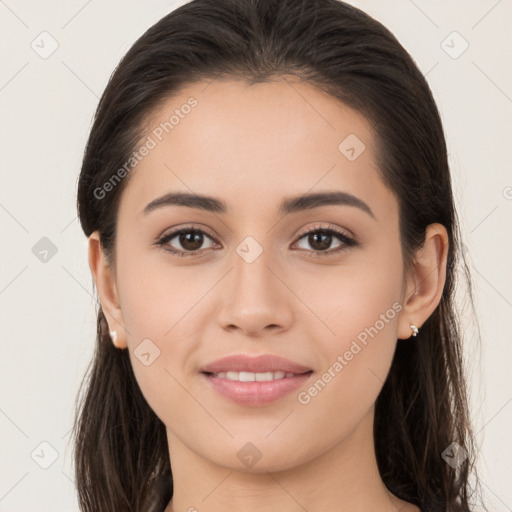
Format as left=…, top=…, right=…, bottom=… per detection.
left=73, top=0, right=485, bottom=510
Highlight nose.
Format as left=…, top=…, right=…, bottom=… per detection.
left=216, top=246, right=294, bottom=337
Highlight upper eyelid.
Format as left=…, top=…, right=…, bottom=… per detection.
left=298, top=223, right=353, bottom=238
left=159, top=224, right=219, bottom=243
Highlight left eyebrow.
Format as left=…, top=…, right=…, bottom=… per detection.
left=279, top=191, right=375, bottom=219
left=141, top=190, right=375, bottom=220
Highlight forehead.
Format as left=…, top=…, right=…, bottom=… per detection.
left=119, top=77, right=394, bottom=221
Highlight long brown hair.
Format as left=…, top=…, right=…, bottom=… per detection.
left=73, top=0, right=485, bottom=510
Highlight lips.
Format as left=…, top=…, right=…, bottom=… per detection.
left=200, top=354, right=312, bottom=375
left=199, top=354, right=313, bottom=406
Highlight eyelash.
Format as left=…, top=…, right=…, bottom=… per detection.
left=154, top=223, right=358, bottom=258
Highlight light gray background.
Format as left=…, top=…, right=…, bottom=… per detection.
left=1, top=1, right=511, bottom=511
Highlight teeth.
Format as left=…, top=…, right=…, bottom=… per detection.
left=213, top=371, right=296, bottom=381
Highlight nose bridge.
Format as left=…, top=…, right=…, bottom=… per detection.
left=231, top=233, right=277, bottom=299
left=216, top=232, right=292, bottom=333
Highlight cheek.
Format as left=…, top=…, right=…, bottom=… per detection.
left=296, top=238, right=404, bottom=346
left=115, top=243, right=219, bottom=422
left=116, top=236, right=201, bottom=339
left=293, top=247, right=403, bottom=421
left=294, top=311, right=401, bottom=443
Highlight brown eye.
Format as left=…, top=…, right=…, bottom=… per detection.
left=156, top=227, right=218, bottom=256
left=301, top=231, right=337, bottom=251
left=294, top=225, right=357, bottom=256
left=176, top=231, right=205, bottom=251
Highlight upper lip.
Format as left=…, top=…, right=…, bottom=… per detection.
left=200, top=354, right=313, bottom=374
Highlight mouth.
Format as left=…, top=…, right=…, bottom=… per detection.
left=199, top=353, right=314, bottom=406
left=202, top=370, right=312, bottom=381
left=200, top=367, right=314, bottom=406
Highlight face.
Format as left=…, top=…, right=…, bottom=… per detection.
left=109, top=77, right=408, bottom=472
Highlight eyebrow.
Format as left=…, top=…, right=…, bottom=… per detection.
left=142, top=191, right=375, bottom=219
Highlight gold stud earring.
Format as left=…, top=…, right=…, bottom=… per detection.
left=409, top=324, right=419, bottom=337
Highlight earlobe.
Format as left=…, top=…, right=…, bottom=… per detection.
left=88, top=231, right=128, bottom=349
left=397, top=223, right=449, bottom=340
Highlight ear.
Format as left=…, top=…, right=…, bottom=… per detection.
left=88, top=231, right=128, bottom=349
left=397, top=223, right=449, bottom=339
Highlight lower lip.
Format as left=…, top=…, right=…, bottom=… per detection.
left=201, top=371, right=313, bottom=406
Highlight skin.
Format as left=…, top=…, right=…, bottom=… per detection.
left=88, top=77, right=448, bottom=512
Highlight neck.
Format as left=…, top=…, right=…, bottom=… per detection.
left=163, top=409, right=419, bottom=512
